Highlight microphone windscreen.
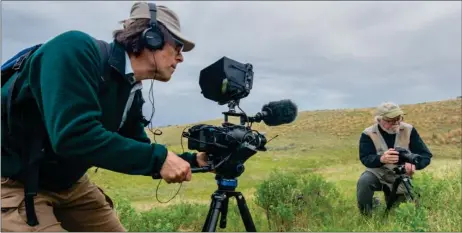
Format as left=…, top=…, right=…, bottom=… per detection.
left=262, top=99, right=298, bottom=126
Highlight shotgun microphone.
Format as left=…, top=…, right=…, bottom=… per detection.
left=251, top=99, right=298, bottom=126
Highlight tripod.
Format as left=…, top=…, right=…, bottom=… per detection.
left=385, top=165, right=415, bottom=211
left=201, top=175, right=257, bottom=232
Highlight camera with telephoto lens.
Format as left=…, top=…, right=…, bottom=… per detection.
left=394, top=147, right=421, bottom=165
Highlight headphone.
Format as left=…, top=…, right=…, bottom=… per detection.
left=141, top=3, right=165, bottom=51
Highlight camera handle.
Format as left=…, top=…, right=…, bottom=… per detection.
left=201, top=176, right=257, bottom=232
left=385, top=165, right=415, bottom=211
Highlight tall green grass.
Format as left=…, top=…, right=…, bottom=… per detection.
left=111, top=169, right=461, bottom=232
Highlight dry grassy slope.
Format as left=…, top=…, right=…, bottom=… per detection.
left=89, top=98, right=461, bottom=210
left=148, top=98, right=461, bottom=150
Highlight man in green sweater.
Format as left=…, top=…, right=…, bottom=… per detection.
left=1, top=2, right=208, bottom=231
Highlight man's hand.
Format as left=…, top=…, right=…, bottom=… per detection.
left=405, top=162, right=416, bottom=176
left=196, top=152, right=216, bottom=173
left=380, top=148, right=399, bottom=164
left=196, top=152, right=209, bottom=167
left=159, top=151, right=192, bottom=183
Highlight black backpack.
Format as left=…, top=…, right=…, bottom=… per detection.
left=1, top=38, right=111, bottom=227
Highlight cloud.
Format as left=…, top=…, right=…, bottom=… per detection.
left=2, top=1, right=461, bottom=127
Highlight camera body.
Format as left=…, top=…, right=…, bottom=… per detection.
left=185, top=123, right=267, bottom=179
left=394, top=147, right=421, bottom=165
left=186, top=124, right=267, bottom=154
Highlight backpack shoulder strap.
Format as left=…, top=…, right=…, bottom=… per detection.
left=1, top=44, right=42, bottom=87
left=93, top=39, right=111, bottom=81
left=4, top=44, right=43, bottom=136
left=3, top=45, right=45, bottom=226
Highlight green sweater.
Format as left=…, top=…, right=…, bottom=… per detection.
left=1, top=30, right=197, bottom=190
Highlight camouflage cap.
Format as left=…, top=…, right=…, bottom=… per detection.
left=375, top=101, right=404, bottom=118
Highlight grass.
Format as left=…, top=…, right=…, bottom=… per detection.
left=88, top=98, right=461, bottom=231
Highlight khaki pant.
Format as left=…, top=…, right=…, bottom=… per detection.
left=1, top=175, right=126, bottom=232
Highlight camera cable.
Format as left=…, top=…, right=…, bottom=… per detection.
left=154, top=126, right=192, bottom=204
left=143, top=54, right=180, bottom=204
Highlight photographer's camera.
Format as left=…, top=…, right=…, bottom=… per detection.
left=394, top=147, right=421, bottom=165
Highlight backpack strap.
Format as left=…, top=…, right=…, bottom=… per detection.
left=3, top=38, right=113, bottom=227
left=93, top=39, right=111, bottom=81
left=7, top=73, right=21, bottom=136
left=5, top=45, right=43, bottom=136
left=1, top=44, right=42, bottom=87
left=2, top=44, right=46, bottom=227
left=89, top=39, right=111, bottom=175
left=22, top=121, right=45, bottom=226
left=5, top=68, right=45, bottom=228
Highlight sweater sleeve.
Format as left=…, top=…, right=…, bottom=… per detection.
left=178, top=152, right=199, bottom=168
left=409, top=128, right=433, bottom=170
left=359, top=133, right=384, bottom=168
left=29, top=30, right=168, bottom=176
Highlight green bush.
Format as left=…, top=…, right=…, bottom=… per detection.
left=392, top=202, right=429, bottom=232
left=254, top=170, right=341, bottom=231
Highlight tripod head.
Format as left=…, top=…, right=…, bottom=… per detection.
left=393, top=164, right=408, bottom=176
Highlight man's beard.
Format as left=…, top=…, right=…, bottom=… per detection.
left=379, top=123, right=399, bottom=134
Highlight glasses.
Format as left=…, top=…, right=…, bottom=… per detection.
left=172, top=36, right=184, bottom=53
left=382, top=116, right=403, bottom=124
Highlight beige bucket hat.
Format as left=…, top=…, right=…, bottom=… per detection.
left=121, top=1, right=195, bottom=52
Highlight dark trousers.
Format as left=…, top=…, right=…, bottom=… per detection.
left=356, top=171, right=407, bottom=215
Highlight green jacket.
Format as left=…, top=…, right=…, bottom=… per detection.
left=1, top=30, right=197, bottom=190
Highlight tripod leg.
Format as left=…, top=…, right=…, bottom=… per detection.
left=202, top=195, right=216, bottom=232
left=235, top=192, right=257, bottom=232
left=202, top=196, right=215, bottom=232
left=402, top=178, right=414, bottom=201
left=219, top=196, right=229, bottom=229
left=386, top=178, right=401, bottom=211
left=203, top=193, right=226, bottom=232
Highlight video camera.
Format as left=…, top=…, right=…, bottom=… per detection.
left=182, top=57, right=297, bottom=179
left=183, top=56, right=298, bottom=179
left=181, top=56, right=298, bottom=231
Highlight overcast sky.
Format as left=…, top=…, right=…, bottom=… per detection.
left=2, top=1, right=461, bottom=127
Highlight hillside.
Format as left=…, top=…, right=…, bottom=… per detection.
left=89, top=98, right=461, bottom=232
left=149, top=98, right=461, bottom=150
